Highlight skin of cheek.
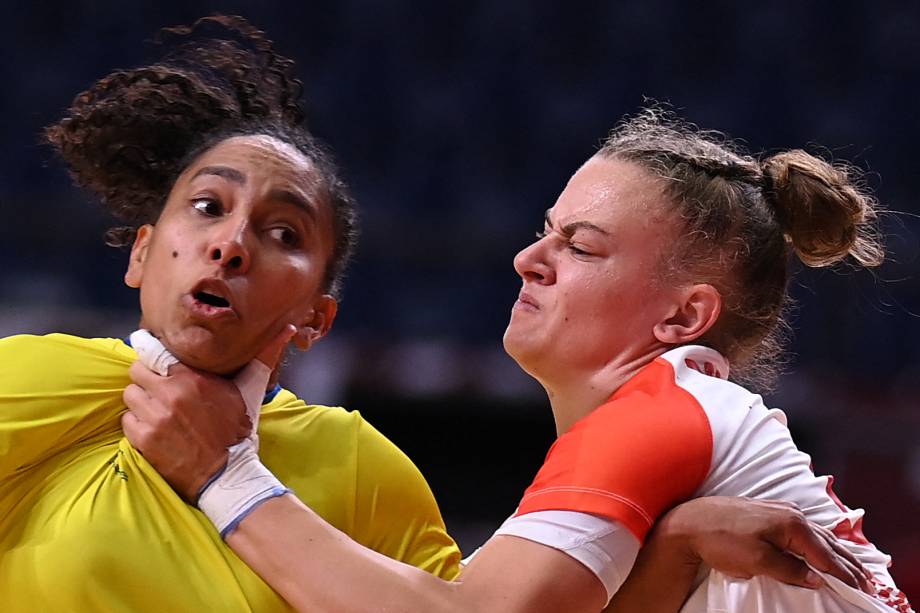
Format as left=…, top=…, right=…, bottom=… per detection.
left=576, top=274, right=649, bottom=367
left=134, top=135, right=336, bottom=373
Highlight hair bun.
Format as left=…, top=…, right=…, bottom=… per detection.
left=761, top=150, right=883, bottom=267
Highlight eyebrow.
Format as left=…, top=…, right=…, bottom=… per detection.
left=192, top=165, right=246, bottom=185
left=191, top=165, right=317, bottom=222
left=544, top=208, right=610, bottom=237
left=267, top=188, right=317, bottom=222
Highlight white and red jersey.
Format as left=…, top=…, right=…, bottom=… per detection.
left=497, top=345, right=912, bottom=612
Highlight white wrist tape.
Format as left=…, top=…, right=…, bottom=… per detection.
left=130, top=329, right=289, bottom=538
left=198, top=438, right=290, bottom=538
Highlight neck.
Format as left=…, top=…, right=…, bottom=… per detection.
left=136, top=321, right=276, bottom=385
left=544, top=344, right=669, bottom=436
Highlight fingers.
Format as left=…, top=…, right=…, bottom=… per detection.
left=129, top=360, right=166, bottom=388
left=123, top=383, right=155, bottom=419
left=673, top=497, right=878, bottom=598
left=254, top=324, right=296, bottom=369
left=758, top=544, right=824, bottom=589
left=812, top=524, right=870, bottom=579
left=121, top=410, right=154, bottom=453
left=780, top=517, right=870, bottom=593
left=814, top=529, right=875, bottom=594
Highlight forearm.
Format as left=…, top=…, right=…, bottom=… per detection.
left=226, top=494, right=466, bottom=613
left=604, top=520, right=699, bottom=613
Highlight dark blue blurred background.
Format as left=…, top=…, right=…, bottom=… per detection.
left=1, top=0, right=918, bottom=595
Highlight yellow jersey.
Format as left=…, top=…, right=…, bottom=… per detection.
left=0, top=333, right=461, bottom=611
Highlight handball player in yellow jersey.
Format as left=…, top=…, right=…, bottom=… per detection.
left=0, top=16, right=460, bottom=610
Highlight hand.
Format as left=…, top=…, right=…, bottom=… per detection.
left=121, top=326, right=294, bottom=502
left=122, top=361, right=247, bottom=501
left=657, top=497, right=874, bottom=594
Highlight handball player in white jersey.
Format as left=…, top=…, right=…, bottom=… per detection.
left=124, top=108, right=913, bottom=612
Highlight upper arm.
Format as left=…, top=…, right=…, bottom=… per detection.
left=351, top=415, right=463, bottom=579
left=458, top=535, right=608, bottom=613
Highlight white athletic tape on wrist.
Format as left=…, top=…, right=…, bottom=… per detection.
left=199, top=438, right=291, bottom=538
left=197, top=356, right=290, bottom=537
left=129, top=329, right=288, bottom=537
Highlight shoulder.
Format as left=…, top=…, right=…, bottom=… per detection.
left=262, top=392, right=430, bottom=486
left=641, top=344, right=784, bottom=465
left=0, top=334, right=132, bottom=477
left=259, top=393, right=461, bottom=578
left=658, top=347, right=807, bottom=500
left=564, top=346, right=723, bottom=471
left=0, top=333, right=134, bottom=393
left=517, top=347, right=725, bottom=541
left=1, top=332, right=131, bottom=355
left=259, top=392, right=384, bottom=453
left=657, top=344, right=766, bottom=425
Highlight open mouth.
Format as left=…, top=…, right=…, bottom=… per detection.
left=187, top=279, right=237, bottom=319
left=194, top=291, right=230, bottom=309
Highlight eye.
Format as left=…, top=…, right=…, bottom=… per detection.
left=192, top=198, right=223, bottom=217
left=566, top=239, right=595, bottom=257
left=268, top=226, right=301, bottom=248
left=568, top=243, right=590, bottom=256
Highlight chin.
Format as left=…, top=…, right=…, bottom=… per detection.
left=158, top=327, right=244, bottom=376
left=502, top=330, right=536, bottom=372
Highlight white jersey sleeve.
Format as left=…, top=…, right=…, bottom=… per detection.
left=493, top=510, right=639, bottom=605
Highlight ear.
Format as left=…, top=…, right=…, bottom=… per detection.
left=292, top=295, right=338, bottom=351
left=124, top=225, right=154, bottom=289
left=653, top=283, right=722, bottom=345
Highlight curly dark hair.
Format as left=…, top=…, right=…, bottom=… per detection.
left=45, top=15, right=357, bottom=298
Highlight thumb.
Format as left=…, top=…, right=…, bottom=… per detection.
left=255, top=324, right=297, bottom=370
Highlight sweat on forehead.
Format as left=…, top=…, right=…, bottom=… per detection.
left=558, top=156, right=673, bottom=221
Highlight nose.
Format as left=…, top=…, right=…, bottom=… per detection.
left=513, top=237, right=555, bottom=284
left=207, top=218, right=251, bottom=273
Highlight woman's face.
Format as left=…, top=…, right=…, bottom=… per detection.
left=124, top=134, right=337, bottom=375
left=503, top=156, right=680, bottom=383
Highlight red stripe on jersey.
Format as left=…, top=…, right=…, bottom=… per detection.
left=515, top=357, right=713, bottom=542
left=824, top=475, right=871, bottom=546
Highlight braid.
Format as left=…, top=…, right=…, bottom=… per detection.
left=598, top=105, right=881, bottom=390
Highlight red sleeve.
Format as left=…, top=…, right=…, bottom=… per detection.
left=515, top=358, right=713, bottom=543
